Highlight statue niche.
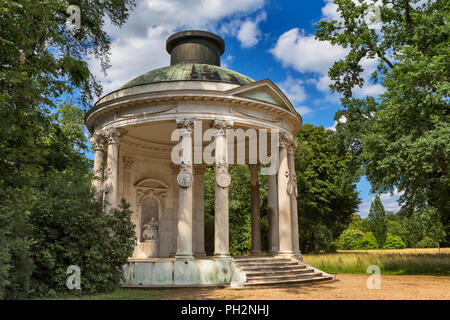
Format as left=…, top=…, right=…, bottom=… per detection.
left=140, top=197, right=159, bottom=242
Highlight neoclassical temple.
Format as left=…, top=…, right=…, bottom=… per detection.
left=86, top=30, right=333, bottom=287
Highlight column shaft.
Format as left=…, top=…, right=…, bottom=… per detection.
left=268, top=174, right=279, bottom=255
left=277, top=136, right=293, bottom=257
left=250, top=164, right=262, bottom=255
left=213, top=120, right=232, bottom=258
left=104, top=128, right=120, bottom=211
left=175, top=119, right=194, bottom=260
left=287, top=141, right=300, bottom=258
left=194, top=165, right=206, bottom=257
left=90, top=134, right=105, bottom=197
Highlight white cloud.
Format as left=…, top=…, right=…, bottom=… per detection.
left=358, top=189, right=403, bottom=217
left=296, top=106, right=313, bottom=116
left=90, top=0, right=267, bottom=95
left=327, top=115, right=346, bottom=131
left=278, top=76, right=307, bottom=104
left=270, top=1, right=386, bottom=99
left=237, top=12, right=266, bottom=48
left=277, top=76, right=312, bottom=116
left=270, top=28, right=349, bottom=74
left=220, top=11, right=266, bottom=48
left=221, top=55, right=234, bottom=68
left=321, top=0, right=341, bottom=21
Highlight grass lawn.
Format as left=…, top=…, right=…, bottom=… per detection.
left=303, top=248, right=450, bottom=276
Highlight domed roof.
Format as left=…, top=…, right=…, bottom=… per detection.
left=120, top=63, right=255, bottom=89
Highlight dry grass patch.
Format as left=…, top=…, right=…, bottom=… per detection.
left=303, top=250, right=450, bottom=276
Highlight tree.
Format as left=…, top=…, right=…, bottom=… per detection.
left=417, top=206, right=446, bottom=244
left=416, top=236, right=438, bottom=248
left=368, top=195, right=387, bottom=248
left=387, top=220, right=407, bottom=241
left=336, top=228, right=365, bottom=250
left=296, top=124, right=360, bottom=253
left=383, top=233, right=407, bottom=249
left=360, top=232, right=379, bottom=249
left=315, top=0, right=449, bottom=239
left=0, top=0, right=136, bottom=298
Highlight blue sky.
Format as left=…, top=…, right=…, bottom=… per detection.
left=88, top=0, right=402, bottom=217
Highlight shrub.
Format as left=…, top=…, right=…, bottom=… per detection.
left=383, top=233, right=406, bottom=249
left=416, top=237, right=438, bottom=248
left=29, top=170, right=136, bottom=297
left=336, top=229, right=364, bottom=249
left=359, top=232, right=379, bottom=249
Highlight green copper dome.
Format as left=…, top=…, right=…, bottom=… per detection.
left=120, top=63, right=255, bottom=89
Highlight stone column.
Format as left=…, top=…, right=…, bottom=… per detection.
left=175, top=119, right=194, bottom=260
left=193, top=164, right=207, bottom=258
left=287, top=139, right=300, bottom=258
left=277, top=133, right=293, bottom=258
left=249, top=164, right=262, bottom=255
left=90, top=133, right=105, bottom=196
left=268, top=173, right=279, bottom=255
left=213, top=120, right=233, bottom=258
left=122, top=156, right=134, bottom=196
left=169, top=164, right=180, bottom=258
left=104, top=128, right=121, bottom=212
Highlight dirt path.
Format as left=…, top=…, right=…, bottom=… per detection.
left=152, top=274, right=450, bottom=300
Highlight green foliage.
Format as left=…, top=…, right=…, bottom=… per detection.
left=416, top=237, right=438, bottom=248
left=387, top=220, right=407, bottom=240
left=336, top=228, right=365, bottom=250
left=296, top=124, right=360, bottom=253
left=30, top=182, right=136, bottom=297
left=383, top=233, right=407, bottom=249
left=368, top=195, right=387, bottom=248
left=338, top=203, right=444, bottom=249
left=316, top=0, right=450, bottom=241
left=359, top=232, right=379, bottom=250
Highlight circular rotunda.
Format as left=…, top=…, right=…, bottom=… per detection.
left=86, top=30, right=333, bottom=287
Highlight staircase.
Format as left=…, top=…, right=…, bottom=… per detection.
left=233, top=256, right=335, bottom=287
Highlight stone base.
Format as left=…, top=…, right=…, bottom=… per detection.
left=122, top=258, right=239, bottom=287
left=141, top=240, right=159, bottom=258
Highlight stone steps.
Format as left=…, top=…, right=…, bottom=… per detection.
left=233, top=256, right=335, bottom=287
left=239, top=264, right=306, bottom=272
left=245, top=267, right=315, bottom=277
left=243, top=275, right=335, bottom=287
left=246, top=272, right=322, bottom=282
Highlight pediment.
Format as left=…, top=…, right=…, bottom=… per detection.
left=225, top=79, right=298, bottom=115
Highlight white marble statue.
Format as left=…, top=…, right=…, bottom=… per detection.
left=142, top=217, right=159, bottom=241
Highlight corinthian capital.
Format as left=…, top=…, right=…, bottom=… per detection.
left=90, top=133, right=105, bottom=151
left=212, top=119, right=233, bottom=136
left=212, top=119, right=233, bottom=130
left=105, top=128, right=122, bottom=145
left=279, top=132, right=291, bottom=148
left=176, top=118, right=195, bottom=129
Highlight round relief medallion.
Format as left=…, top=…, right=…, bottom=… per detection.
left=177, top=172, right=193, bottom=187
left=216, top=172, right=231, bottom=188
left=286, top=180, right=294, bottom=195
